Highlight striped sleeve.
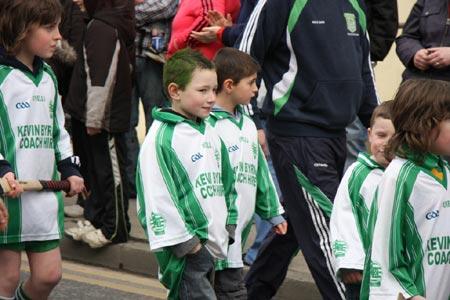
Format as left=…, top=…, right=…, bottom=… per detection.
left=220, top=139, right=238, bottom=226
left=254, top=144, right=284, bottom=219
left=136, top=123, right=195, bottom=251
left=45, top=65, right=74, bottom=162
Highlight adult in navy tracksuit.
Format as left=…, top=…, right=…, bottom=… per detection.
left=238, top=0, right=378, bottom=299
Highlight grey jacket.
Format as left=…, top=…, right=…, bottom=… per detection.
left=396, top=0, right=450, bottom=81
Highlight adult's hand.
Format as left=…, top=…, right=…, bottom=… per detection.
left=207, top=10, right=233, bottom=27
left=427, top=47, right=450, bottom=68
left=413, top=49, right=431, bottom=70
left=87, top=127, right=101, bottom=136
left=191, top=27, right=220, bottom=44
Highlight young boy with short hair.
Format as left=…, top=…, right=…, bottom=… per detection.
left=136, top=48, right=238, bottom=300
left=330, top=101, right=395, bottom=299
left=209, top=47, right=287, bottom=300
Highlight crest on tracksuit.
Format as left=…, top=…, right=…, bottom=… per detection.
left=343, top=13, right=357, bottom=33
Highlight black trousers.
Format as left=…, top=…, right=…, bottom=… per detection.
left=71, top=118, right=130, bottom=243
left=246, top=134, right=347, bottom=300
left=245, top=217, right=298, bottom=300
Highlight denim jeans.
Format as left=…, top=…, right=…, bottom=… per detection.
left=125, top=57, right=166, bottom=197
left=345, top=117, right=367, bottom=171
left=344, top=283, right=361, bottom=300
left=179, top=246, right=217, bottom=300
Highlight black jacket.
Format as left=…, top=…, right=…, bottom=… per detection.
left=64, top=0, right=136, bottom=132
left=396, top=0, right=450, bottom=81
left=364, top=0, right=398, bottom=61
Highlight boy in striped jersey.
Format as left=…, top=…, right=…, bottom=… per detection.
left=208, top=47, right=287, bottom=300
left=362, top=79, right=450, bottom=300
left=0, top=0, right=85, bottom=299
left=330, top=101, right=394, bottom=299
left=136, top=48, right=238, bottom=300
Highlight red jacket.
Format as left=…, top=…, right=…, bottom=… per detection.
left=167, top=0, right=240, bottom=60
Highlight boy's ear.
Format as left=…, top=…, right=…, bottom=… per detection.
left=223, top=79, right=234, bottom=93
left=167, top=83, right=181, bottom=102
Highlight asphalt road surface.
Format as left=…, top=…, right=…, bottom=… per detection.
left=20, top=256, right=167, bottom=300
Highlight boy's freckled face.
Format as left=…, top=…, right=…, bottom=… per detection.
left=230, top=73, right=258, bottom=106
left=368, top=117, right=395, bottom=167
left=430, top=119, right=450, bottom=156
left=174, top=68, right=217, bottom=122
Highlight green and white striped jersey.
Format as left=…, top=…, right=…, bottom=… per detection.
left=136, top=108, right=238, bottom=258
left=330, top=153, right=384, bottom=278
left=208, top=107, right=284, bottom=270
left=0, top=63, right=73, bottom=243
left=136, top=108, right=239, bottom=299
left=362, top=154, right=450, bottom=300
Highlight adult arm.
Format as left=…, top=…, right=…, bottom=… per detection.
left=135, top=0, right=178, bottom=26
left=358, top=29, right=379, bottom=128
left=169, top=0, right=227, bottom=53
left=83, top=21, right=120, bottom=132
left=395, top=0, right=427, bottom=69
left=364, top=0, right=399, bottom=61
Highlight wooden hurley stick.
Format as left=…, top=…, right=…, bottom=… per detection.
left=0, top=177, right=88, bottom=199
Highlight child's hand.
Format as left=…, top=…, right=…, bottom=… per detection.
left=0, top=198, right=8, bottom=232
left=87, top=127, right=101, bottom=136
left=66, top=175, right=85, bottom=197
left=408, top=296, right=426, bottom=300
left=273, top=221, right=287, bottom=235
left=340, top=268, right=362, bottom=284
left=3, top=172, right=24, bottom=198
left=188, top=243, right=202, bottom=254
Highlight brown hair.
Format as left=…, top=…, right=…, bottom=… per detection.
left=0, top=0, right=62, bottom=55
left=386, top=79, right=450, bottom=163
left=163, top=48, right=215, bottom=100
left=370, top=100, right=393, bottom=127
left=213, top=47, right=260, bottom=93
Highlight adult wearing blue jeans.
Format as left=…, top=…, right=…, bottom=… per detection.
left=126, top=0, right=178, bottom=198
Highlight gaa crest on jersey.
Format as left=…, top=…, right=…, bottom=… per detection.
left=343, top=13, right=356, bottom=33
left=369, top=261, right=382, bottom=287
left=332, top=240, right=347, bottom=258
left=150, top=212, right=166, bottom=235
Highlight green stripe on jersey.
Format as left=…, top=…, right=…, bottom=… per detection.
left=390, top=161, right=425, bottom=296
left=136, top=163, right=149, bottom=237
left=156, top=123, right=209, bottom=240
left=0, top=74, right=21, bottom=243
left=348, top=163, right=371, bottom=249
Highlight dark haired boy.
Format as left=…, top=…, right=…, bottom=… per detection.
left=209, top=47, right=287, bottom=299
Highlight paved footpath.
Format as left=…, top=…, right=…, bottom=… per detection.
left=62, top=197, right=321, bottom=300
